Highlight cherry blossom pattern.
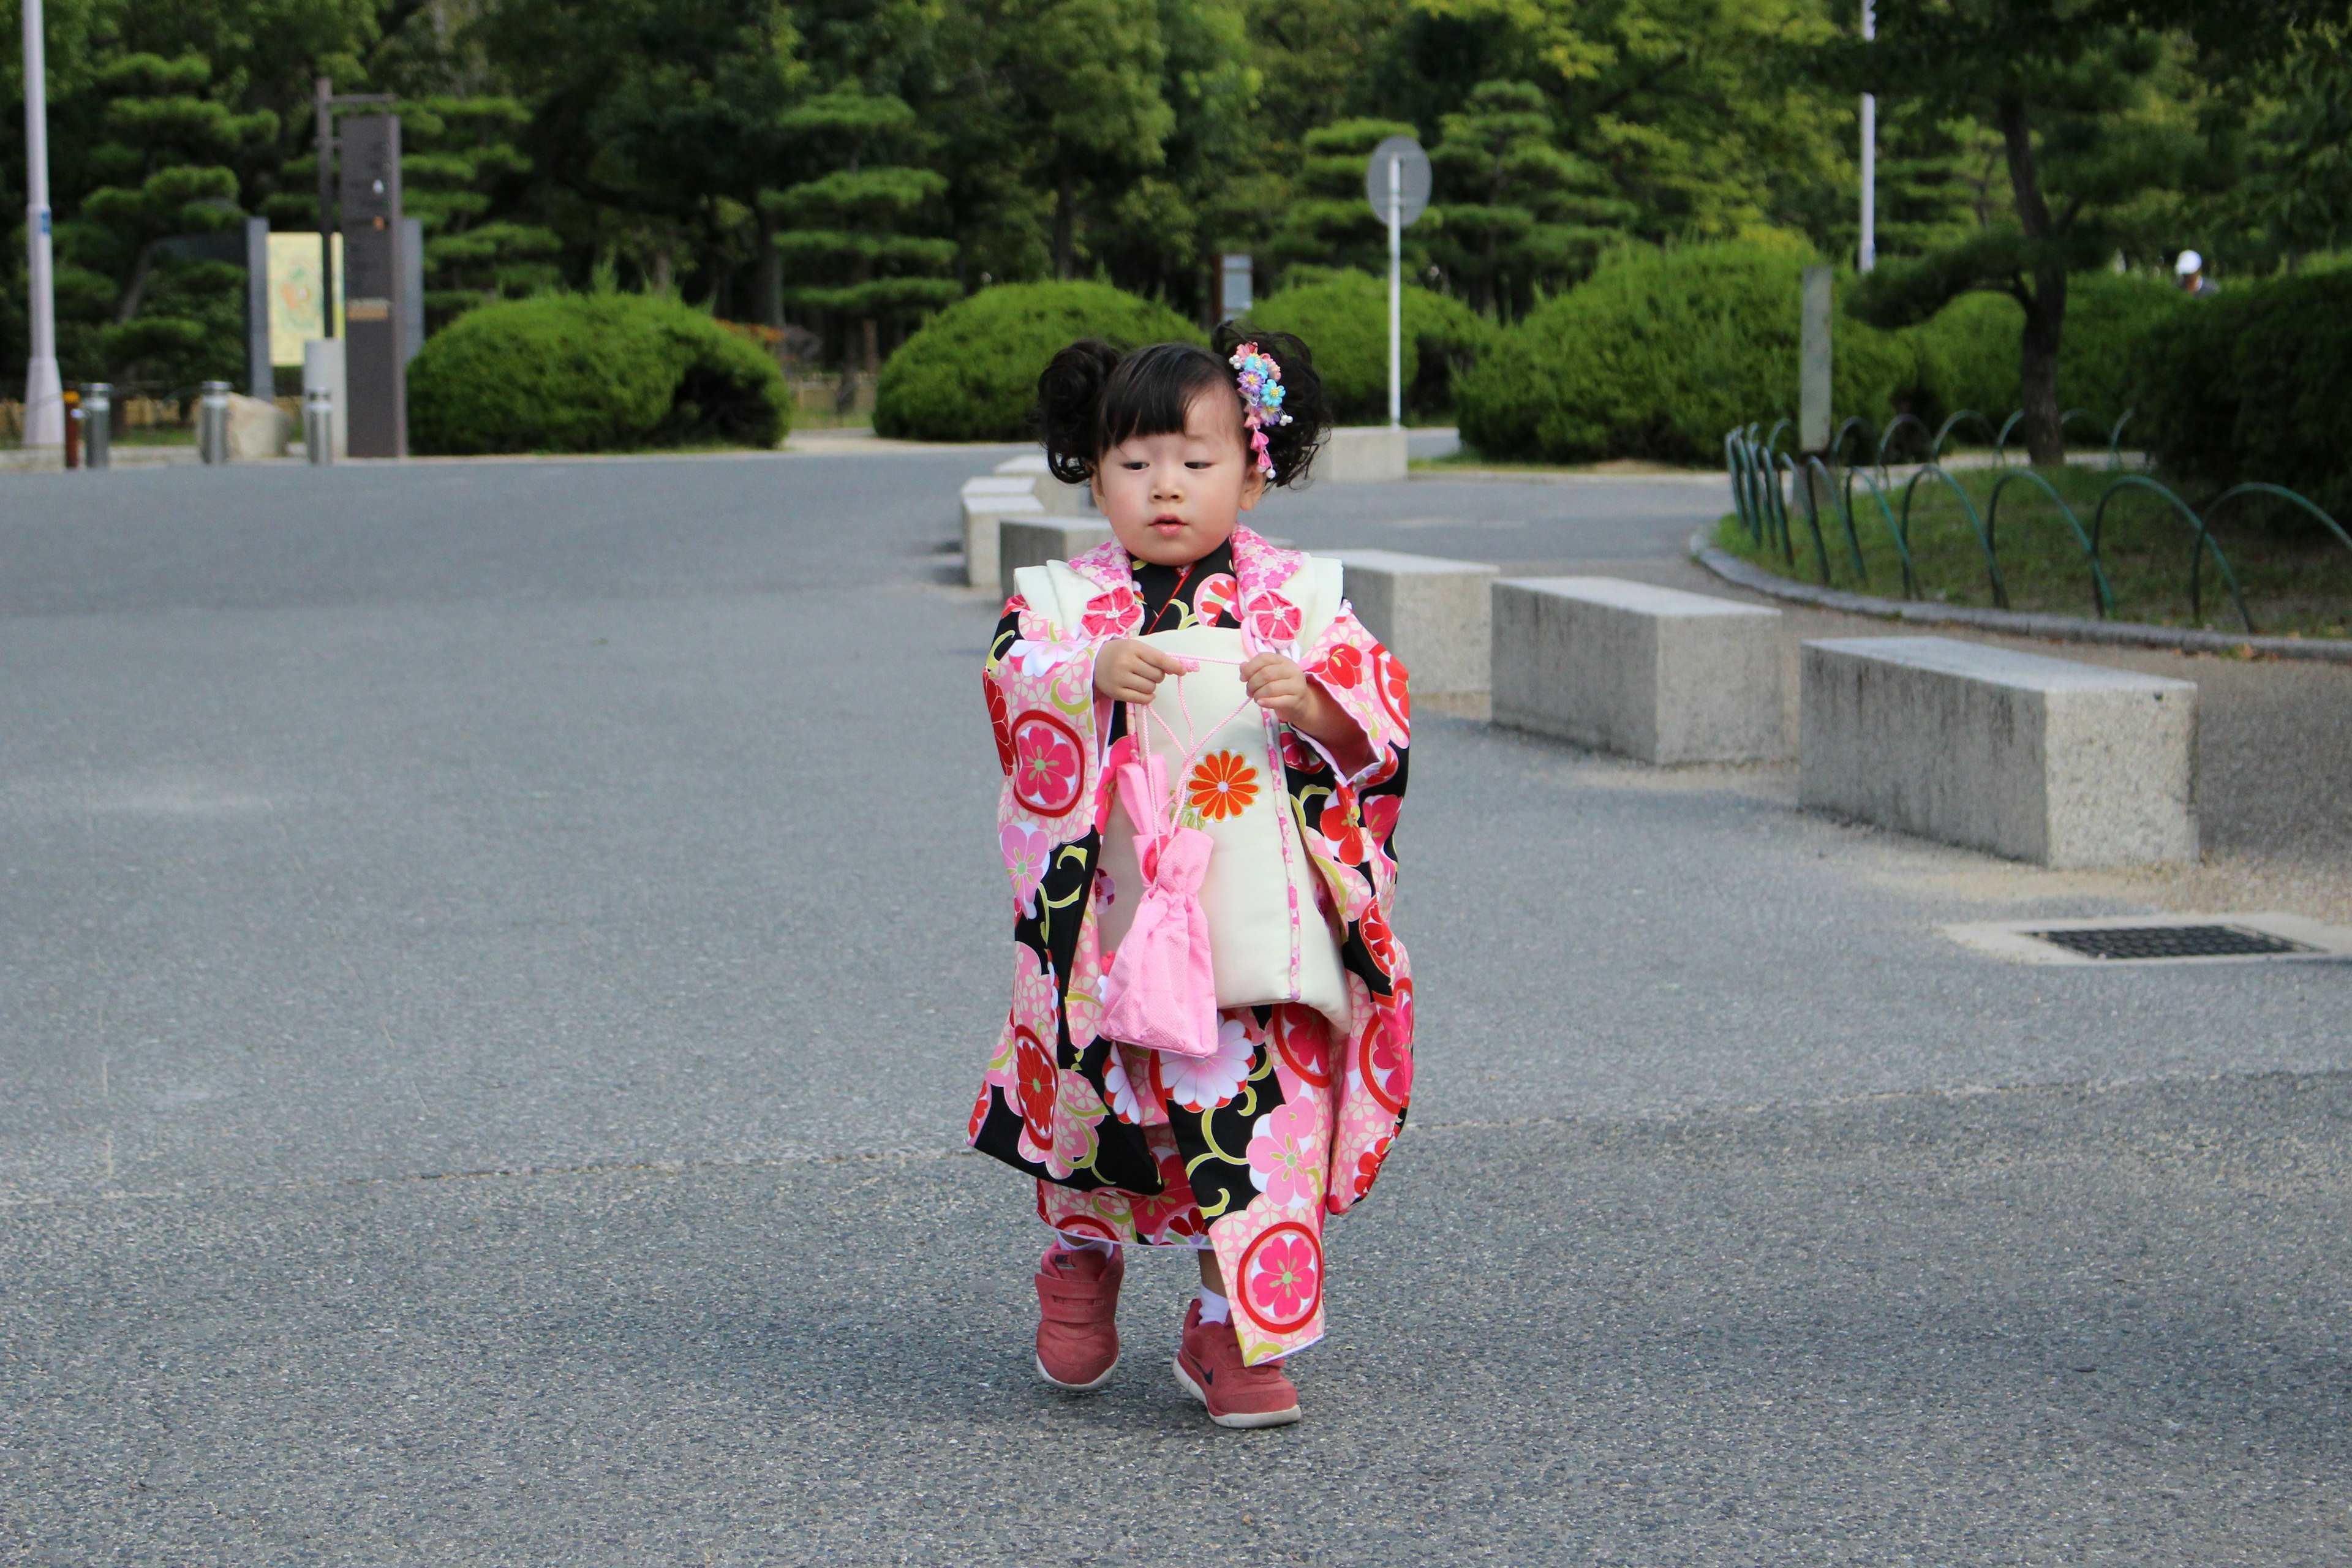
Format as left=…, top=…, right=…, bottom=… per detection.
left=1316, top=794, right=1368, bottom=865
left=1247, top=1102, right=1321, bottom=1211
left=1159, top=1016, right=1254, bottom=1112
left=1238, top=1222, right=1322, bottom=1334
left=1082, top=585, right=1140, bottom=638
left=1351, top=1133, right=1395, bottom=1202
left=1009, top=710, right=1085, bottom=818
left=1374, top=645, right=1412, bottom=731
left=1001, top=820, right=1052, bottom=915
left=1273, top=1007, right=1335, bottom=1090
left=1187, top=750, right=1259, bottom=821
left=1246, top=594, right=1303, bottom=648
left=1360, top=998, right=1413, bottom=1115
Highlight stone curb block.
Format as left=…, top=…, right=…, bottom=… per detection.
left=1324, top=549, right=1497, bottom=699
left=1491, top=577, right=1784, bottom=764
left=1800, top=636, right=2198, bottom=870
left=998, top=519, right=1115, bottom=598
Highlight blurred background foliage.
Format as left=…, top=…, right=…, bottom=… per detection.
left=0, top=0, right=2342, bottom=460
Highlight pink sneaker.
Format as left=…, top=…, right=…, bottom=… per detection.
left=1034, top=1245, right=1123, bottom=1390
left=1173, top=1299, right=1302, bottom=1428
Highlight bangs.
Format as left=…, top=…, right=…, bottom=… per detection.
left=1096, top=342, right=1229, bottom=451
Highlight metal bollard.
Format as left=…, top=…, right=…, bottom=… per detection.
left=80, top=383, right=111, bottom=470
left=197, top=380, right=232, bottom=464
left=303, top=385, right=334, bottom=466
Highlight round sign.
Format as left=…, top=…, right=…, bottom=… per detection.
left=1364, top=136, right=1432, bottom=228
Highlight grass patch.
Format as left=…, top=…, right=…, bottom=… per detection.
left=1714, top=462, right=2352, bottom=638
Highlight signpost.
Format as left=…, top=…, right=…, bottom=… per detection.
left=1363, top=135, right=1430, bottom=429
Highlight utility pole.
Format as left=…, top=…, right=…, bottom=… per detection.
left=20, top=0, right=61, bottom=448
left=1859, top=0, right=1877, bottom=273
left=1387, top=154, right=1401, bottom=428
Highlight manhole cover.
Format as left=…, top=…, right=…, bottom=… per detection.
left=2027, top=924, right=2315, bottom=962
left=1942, top=913, right=2352, bottom=965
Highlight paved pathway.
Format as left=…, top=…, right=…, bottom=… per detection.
left=3, top=450, right=2347, bottom=1564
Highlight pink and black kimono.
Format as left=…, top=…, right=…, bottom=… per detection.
left=969, top=526, right=1415, bottom=1365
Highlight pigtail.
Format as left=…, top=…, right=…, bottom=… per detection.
left=1034, top=339, right=1123, bottom=485
left=1213, top=323, right=1330, bottom=488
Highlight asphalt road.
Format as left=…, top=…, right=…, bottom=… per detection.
left=4, top=450, right=2347, bottom=1564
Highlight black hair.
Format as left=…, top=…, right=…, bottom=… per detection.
left=1033, top=322, right=1330, bottom=488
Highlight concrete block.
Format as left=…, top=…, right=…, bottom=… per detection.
left=1492, top=576, right=1784, bottom=763
left=1317, top=425, right=1408, bottom=483
left=1799, top=636, right=2197, bottom=869
left=991, top=453, right=1093, bottom=515
left=961, top=488, right=1044, bottom=590
left=1325, top=549, right=1498, bottom=698
left=224, top=393, right=290, bottom=460
left=999, top=518, right=1116, bottom=597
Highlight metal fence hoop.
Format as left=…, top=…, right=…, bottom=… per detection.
left=1985, top=467, right=2116, bottom=619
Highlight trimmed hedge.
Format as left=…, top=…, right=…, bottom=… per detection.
left=1910, top=271, right=2184, bottom=435
left=1240, top=270, right=1497, bottom=423
left=2135, top=269, right=2352, bottom=517
left=1455, top=240, right=1915, bottom=465
left=873, top=281, right=1202, bottom=441
left=408, top=292, right=789, bottom=454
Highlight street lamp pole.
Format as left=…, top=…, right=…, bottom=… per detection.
left=1859, top=0, right=1876, bottom=273
left=20, top=0, right=62, bottom=447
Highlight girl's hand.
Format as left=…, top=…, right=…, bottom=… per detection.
left=1242, top=653, right=1374, bottom=774
left=1095, top=638, right=1191, bottom=703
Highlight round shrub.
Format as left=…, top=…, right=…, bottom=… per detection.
left=2136, top=269, right=2352, bottom=516
left=1912, top=271, right=2184, bottom=434
left=1454, top=240, right=1915, bottom=465
left=873, top=282, right=1202, bottom=441
left=1240, top=270, right=1498, bottom=423
left=408, top=292, right=789, bottom=455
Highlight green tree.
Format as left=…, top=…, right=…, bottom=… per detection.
left=2236, top=18, right=2352, bottom=262
left=1841, top=9, right=2228, bottom=462
left=763, top=87, right=960, bottom=371
left=1427, top=78, right=1629, bottom=316
left=1267, top=117, right=1423, bottom=280
left=63, top=51, right=277, bottom=380
left=398, top=97, right=564, bottom=330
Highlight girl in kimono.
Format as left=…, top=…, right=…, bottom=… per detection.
left=971, top=326, right=1414, bottom=1429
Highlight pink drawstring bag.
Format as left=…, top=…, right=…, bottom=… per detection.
left=1098, top=752, right=1222, bottom=1058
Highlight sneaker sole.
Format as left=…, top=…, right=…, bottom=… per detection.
left=1036, top=1351, right=1118, bottom=1392
left=1172, top=1355, right=1302, bottom=1429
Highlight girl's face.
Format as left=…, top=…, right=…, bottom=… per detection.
left=1091, top=387, right=1267, bottom=567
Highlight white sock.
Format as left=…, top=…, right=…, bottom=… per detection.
left=1196, top=1287, right=1230, bottom=1324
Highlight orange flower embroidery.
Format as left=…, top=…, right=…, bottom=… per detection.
left=1186, top=750, right=1259, bottom=820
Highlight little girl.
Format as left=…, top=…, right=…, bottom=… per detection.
left=970, top=326, right=1415, bottom=1428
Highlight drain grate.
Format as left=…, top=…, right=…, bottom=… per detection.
left=2028, top=923, right=2317, bottom=962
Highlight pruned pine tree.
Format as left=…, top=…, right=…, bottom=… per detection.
left=763, top=89, right=960, bottom=373
left=397, top=97, right=564, bottom=330
left=66, top=51, right=276, bottom=382
left=1267, top=118, right=1423, bottom=281
left=1427, top=80, right=1632, bottom=318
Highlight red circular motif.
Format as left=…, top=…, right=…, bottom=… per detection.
left=1009, top=710, right=1086, bottom=818
left=1374, top=647, right=1411, bottom=728
left=1236, top=1221, right=1323, bottom=1335
left=1275, top=1009, right=1334, bottom=1088
left=1014, top=1026, right=1057, bottom=1149
left=1055, top=1215, right=1120, bottom=1245
left=1359, top=1009, right=1412, bottom=1114
left=984, top=675, right=1015, bottom=775
left=1082, top=586, right=1140, bottom=638
left=967, top=1083, right=993, bottom=1142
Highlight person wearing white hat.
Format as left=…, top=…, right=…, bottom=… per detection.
left=2176, top=251, right=2219, bottom=296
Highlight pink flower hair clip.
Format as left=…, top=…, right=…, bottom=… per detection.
left=1229, top=342, right=1293, bottom=480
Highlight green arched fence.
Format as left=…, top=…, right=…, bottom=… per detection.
left=1723, top=413, right=2352, bottom=635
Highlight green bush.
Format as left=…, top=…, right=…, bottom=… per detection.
left=1239, top=270, right=1498, bottom=423
left=2135, top=270, right=2352, bottom=517
left=407, top=291, right=789, bottom=454
left=873, top=281, right=1202, bottom=441
left=1911, top=271, right=2184, bottom=437
left=1454, top=239, right=1915, bottom=464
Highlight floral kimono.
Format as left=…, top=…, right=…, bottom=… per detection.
left=970, top=526, right=1415, bottom=1365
